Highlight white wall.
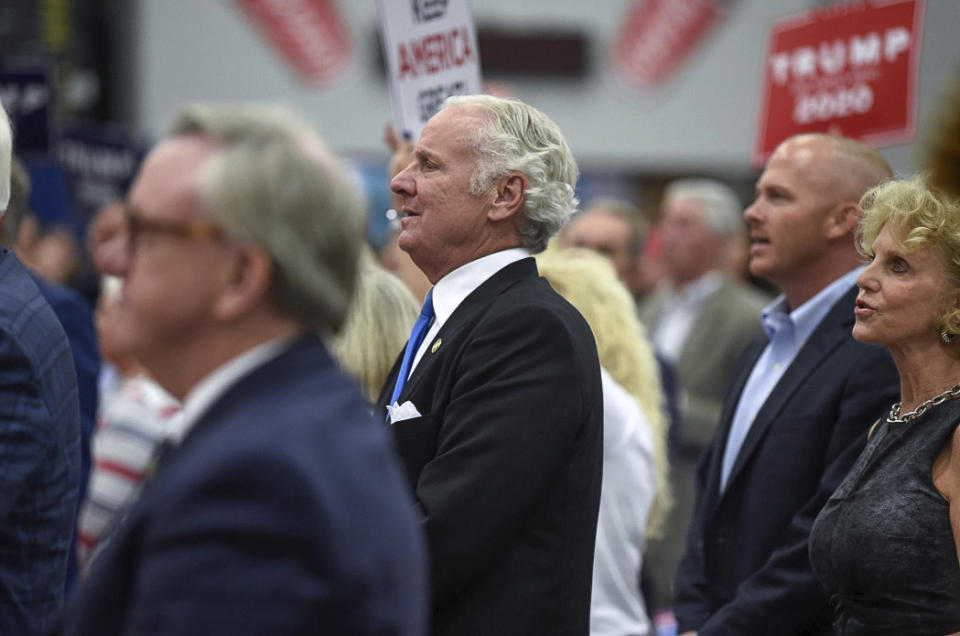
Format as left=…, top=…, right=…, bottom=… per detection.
left=134, top=0, right=960, bottom=175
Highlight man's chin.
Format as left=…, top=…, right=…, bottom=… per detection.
left=747, top=258, right=772, bottom=281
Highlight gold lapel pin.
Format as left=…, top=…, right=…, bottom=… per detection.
left=431, top=338, right=442, bottom=353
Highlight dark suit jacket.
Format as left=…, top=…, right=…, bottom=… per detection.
left=0, top=250, right=81, bottom=634
left=674, top=285, right=900, bottom=635
left=376, top=257, right=604, bottom=636
left=32, top=274, right=100, bottom=589
left=60, top=335, right=428, bottom=636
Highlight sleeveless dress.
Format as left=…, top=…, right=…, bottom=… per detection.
left=809, top=397, right=960, bottom=635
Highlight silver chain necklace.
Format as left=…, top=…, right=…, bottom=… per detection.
left=887, top=382, right=960, bottom=423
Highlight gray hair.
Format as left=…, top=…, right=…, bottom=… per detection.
left=0, top=103, right=11, bottom=213
left=663, top=178, right=743, bottom=236
left=443, top=95, right=579, bottom=253
left=169, top=103, right=365, bottom=333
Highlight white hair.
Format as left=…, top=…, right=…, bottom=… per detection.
left=663, top=178, right=743, bottom=236
left=0, top=102, right=11, bottom=213
left=443, top=95, right=579, bottom=253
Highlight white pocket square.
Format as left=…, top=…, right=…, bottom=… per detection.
left=387, top=400, right=422, bottom=424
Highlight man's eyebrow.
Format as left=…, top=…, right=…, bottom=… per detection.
left=414, top=147, right=439, bottom=163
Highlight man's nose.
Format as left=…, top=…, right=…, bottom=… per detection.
left=391, top=165, right=414, bottom=196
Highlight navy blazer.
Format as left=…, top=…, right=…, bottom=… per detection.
left=376, top=258, right=604, bottom=636
left=60, top=335, right=428, bottom=636
left=32, top=274, right=100, bottom=588
left=0, top=250, right=81, bottom=634
left=674, top=285, right=900, bottom=635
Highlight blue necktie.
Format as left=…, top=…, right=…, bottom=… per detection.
left=389, top=288, right=435, bottom=406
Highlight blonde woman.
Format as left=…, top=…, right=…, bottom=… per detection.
left=537, top=246, right=671, bottom=636
left=809, top=176, right=960, bottom=634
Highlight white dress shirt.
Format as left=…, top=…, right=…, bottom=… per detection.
left=408, top=247, right=532, bottom=375
left=165, top=337, right=291, bottom=446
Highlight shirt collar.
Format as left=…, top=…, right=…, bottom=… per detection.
left=431, top=247, right=531, bottom=327
left=761, top=266, right=863, bottom=344
left=166, top=336, right=293, bottom=445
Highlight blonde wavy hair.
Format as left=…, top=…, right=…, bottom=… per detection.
left=858, top=174, right=960, bottom=338
left=535, top=245, right=671, bottom=537
left=331, top=250, right=420, bottom=401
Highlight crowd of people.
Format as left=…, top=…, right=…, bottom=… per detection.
left=0, top=73, right=958, bottom=635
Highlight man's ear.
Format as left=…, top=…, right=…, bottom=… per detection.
left=214, top=245, right=273, bottom=320
left=825, top=201, right=861, bottom=240
left=488, top=172, right=528, bottom=222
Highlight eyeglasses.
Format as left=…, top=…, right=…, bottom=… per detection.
left=123, top=204, right=223, bottom=256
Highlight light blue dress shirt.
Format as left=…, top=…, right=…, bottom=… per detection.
left=719, top=267, right=864, bottom=492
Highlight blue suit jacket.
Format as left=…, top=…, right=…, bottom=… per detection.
left=31, top=274, right=100, bottom=588
left=60, top=334, right=428, bottom=636
left=0, top=250, right=81, bottom=634
left=674, top=285, right=900, bottom=635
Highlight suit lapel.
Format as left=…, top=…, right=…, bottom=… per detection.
left=717, top=286, right=857, bottom=499
left=394, top=258, right=538, bottom=404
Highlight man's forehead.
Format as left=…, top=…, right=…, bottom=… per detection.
left=142, top=136, right=216, bottom=177
left=419, top=106, right=485, bottom=147
left=762, top=138, right=831, bottom=186
left=568, top=212, right=630, bottom=246
left=773, top=136, right=832, bottom=172
left=132, top=136, right=214, bottom=216
left=663, top=195, right=705, bottom=218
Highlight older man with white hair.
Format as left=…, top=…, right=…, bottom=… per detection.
left=0, top=101, right=82, bottom=633
left=377, top=95, right=603, bottom=636
left=58, top=103, right=428, bottom=635
left=640, top=178, right=769, bottom=614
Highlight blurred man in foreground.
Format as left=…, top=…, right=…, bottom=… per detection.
left=7, top=158, right=100, bottom=588
left=0, top=96, right=82, bottom=634
left=59, top=103, right=427, bottom=635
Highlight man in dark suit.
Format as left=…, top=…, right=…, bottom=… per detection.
left=674, top=134, right=901, bottom=635
left=7, top=158, right=100, bottom=589
left=376, top=95, right=603, bottom=636
left=637, top=179, right=769, bottom=613
left=58, top=103, right=427, bottom=635
left=0, top=99, right=82, bottom=633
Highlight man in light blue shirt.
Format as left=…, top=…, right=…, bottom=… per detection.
left=674, top=134, right=900, bottom=636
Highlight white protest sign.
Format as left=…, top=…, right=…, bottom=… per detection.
left=377, top=0, right=483, bottom=140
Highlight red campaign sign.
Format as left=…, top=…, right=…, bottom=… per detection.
left=755, top=0, right=924, bottom=164
left=614, top=0, right=730, bottom=88
left=236, top=0, right=351, bottom=85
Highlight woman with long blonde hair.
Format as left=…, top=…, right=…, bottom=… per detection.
left=537, top=245, right=671, bottom=636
